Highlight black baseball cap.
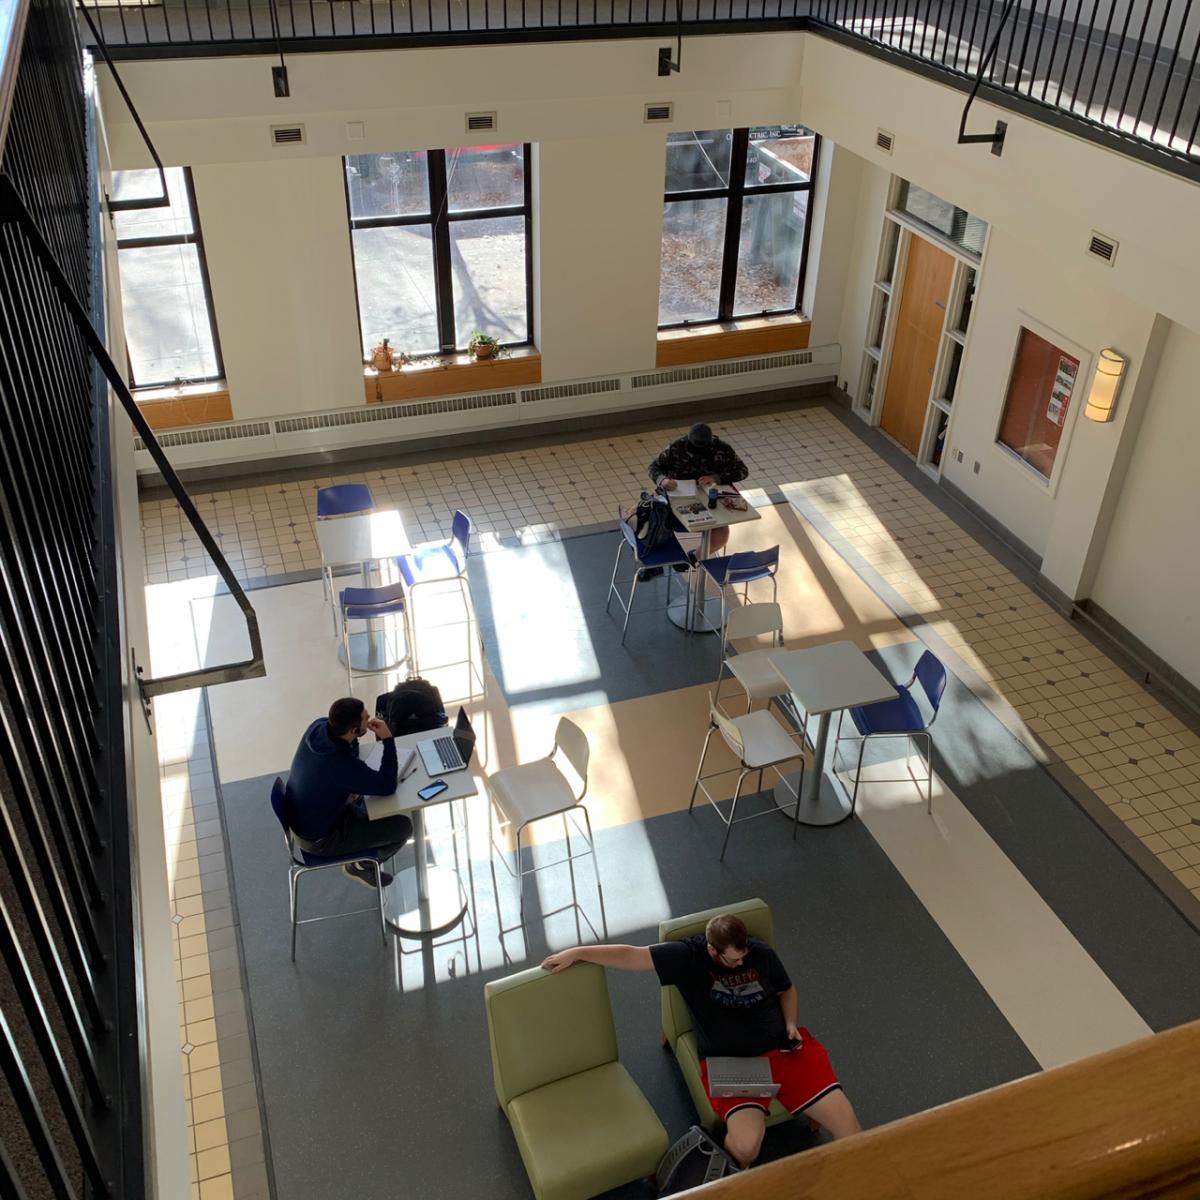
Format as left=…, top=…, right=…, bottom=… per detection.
left=688, top=422, right=713, bottom=446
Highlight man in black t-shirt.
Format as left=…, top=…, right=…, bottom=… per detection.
left=542, top=913, right=860, bottom=1167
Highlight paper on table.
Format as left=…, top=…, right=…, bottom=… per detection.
left=672, top=479, right=697, bottom=497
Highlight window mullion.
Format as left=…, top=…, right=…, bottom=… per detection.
left=718, top=129, right=750, bottom=321
left=427, top=150, right=457, bottom=353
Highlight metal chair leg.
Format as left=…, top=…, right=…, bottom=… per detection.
left=720, top=770, right=748, bottom=862
left=922, top=732, right=934, bottom=814
left=290, top=870, right=300, bottom=962
left=690, top=726, right=716, bottom=811
left=373, top=860, right=387, bottom=944
left=851, top=735, right=869, bottom=815
left=604, top=542, right=624, bottom=615
left=620, top=571, right=639, bottom=645
left=790, top=760, right=805, bottom=840
left=515, top=826, right=526, bottom=926
left=580, top=804, right=604, bottom=913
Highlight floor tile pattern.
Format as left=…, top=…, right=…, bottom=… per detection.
left=141, top=402, right=1200, bottom=1194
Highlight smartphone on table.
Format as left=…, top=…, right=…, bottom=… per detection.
left=417, top=779, right=449, bottom=802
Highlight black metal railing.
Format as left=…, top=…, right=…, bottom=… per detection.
left=809, top=0, right=1200, bottom=175
left=0, top=0, right=144, bottom=1194
left=77, top=0, right=1200, bottom=178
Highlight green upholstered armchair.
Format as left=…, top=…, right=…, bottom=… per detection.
left=658, top=898, right=792, bottom=1133
left=485, top=962, right=668, bottom=1200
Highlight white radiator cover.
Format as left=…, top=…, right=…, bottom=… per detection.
left=132, top=344, right=840, bottom=474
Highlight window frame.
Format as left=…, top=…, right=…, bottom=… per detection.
left=659, top=127, right=821, bottom=330
left=113, top=166, right=225, bottom=390
left=345, top=145, right=534, bottom=358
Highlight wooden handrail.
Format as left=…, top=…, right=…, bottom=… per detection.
left=688, top=1021, right=1200, bottom=1198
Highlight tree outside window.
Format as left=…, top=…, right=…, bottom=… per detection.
left=345, top=145, right=533, bottom=358
left=112, top=166, right=224, bottom=388
left=659, top=126, right=820, bottom=327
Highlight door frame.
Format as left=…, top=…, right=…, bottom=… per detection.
left=856, top=179, right=989, bottom=477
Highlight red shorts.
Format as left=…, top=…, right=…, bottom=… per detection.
left=699, top=1028, right=841, bottom=1121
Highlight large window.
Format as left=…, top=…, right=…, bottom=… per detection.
left=345, top=145, right=532, bottom=358
left=659, top=126, right=819, bottom=327
left=112, top=166, right=223, bottom=388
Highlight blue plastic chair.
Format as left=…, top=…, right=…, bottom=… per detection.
left=316, top=482, right=374, bottom=518
left=699, top=545, right=781, bottom=633
left=316, top=482, right=376, bottom=618
left=394, top=511, right=483, bottom=696
left=833, top=650, right=947, bottom=815
left=605, top=514, right=693, bottom=645
left=270, top=777, right=387, bottom=960
left=396, top=509, right=471, bottom=591
left=338, top=581, right=414, bottom=688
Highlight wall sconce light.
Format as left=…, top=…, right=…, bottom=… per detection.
left=1085, top=348, right=1126, bottom=422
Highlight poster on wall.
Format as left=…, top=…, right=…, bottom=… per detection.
left=1046, top=356, right=1077, bottom=426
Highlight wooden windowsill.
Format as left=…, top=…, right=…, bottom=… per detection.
left=365, top=347, right=542, bottom=405
left=134, top=381, right=232, bottom=430
left=656, top=314, right=811, bottom=368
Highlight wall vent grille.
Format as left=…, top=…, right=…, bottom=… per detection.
left=270, top=124, right=305, bottom=145
left=644, top=102, right=674, bottom=122
left=520, top=378, right=622, bottom=404
left=875, top=128, right=895, bottom=154
left=1087, top=231, right=1118, bottom=265
left=274, top=391, right=518, bottom=434
left=133, top=421, right=271, bottom=452
left=630, top=351, right=814, bottom=389
left=465, top=111, right=497, bottom=132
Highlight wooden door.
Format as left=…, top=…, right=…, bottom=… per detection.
left=880, top=236, right=955, bottom=454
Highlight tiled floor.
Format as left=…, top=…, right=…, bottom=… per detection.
left=157, top=685, right=271, bottom=1200
left=142, top=401, right=1200, bottom=1196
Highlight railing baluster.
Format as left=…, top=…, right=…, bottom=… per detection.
left=1153, top=0, right=1195, bottom=137
left=1100, top=0, right=1136, bottom=118
left=0, top=1010, right=80, bottom=1200
left=0, top=890, right=111, bottom=1189
left=1052, top=0, right=1086, bottom=107
left=1117, top=0, right=1157, bottom=126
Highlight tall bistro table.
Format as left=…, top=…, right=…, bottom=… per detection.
left=769, top=640, right=898, bottom=826
left=363, top=729, right=479, bottom=937
left=316, top=509, right=411, bottom=673
left=666, top=489, right=761, bottom=633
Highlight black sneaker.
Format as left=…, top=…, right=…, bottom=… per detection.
left=343, top=860, right=393, bottom=889
left=671, top=550, right=698, bottom=573
left=638, top=566, right=664, bottom=581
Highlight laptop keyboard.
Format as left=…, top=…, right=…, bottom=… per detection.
left=432, top=735, right=459, bottom=768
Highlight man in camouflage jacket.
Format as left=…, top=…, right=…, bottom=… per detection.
left=648, top=423, right=749, bottom=553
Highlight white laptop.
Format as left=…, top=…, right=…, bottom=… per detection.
left=416, top=708, right=477, bottom=777
left=705, top=1057, right=780, bottom=1099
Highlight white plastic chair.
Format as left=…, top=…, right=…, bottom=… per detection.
left=690, top=701, right=805, bottom=861
left=714, top=602, right=792, bottom=715
left=487, top=717, right=603, bottom=924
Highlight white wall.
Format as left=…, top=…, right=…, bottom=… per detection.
left=1091, top=320, right=1200, bottom=688
left=93, top=81, right=191, bottom=1200
left=100, top=33, right=818, bottom=416
left=798, top=34, right=1200, bottom=334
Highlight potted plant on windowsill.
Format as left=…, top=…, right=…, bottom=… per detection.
left=468, top=330, right=506, bottom=361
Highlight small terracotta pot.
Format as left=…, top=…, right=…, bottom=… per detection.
left=472, top=343, right=496, bottom=360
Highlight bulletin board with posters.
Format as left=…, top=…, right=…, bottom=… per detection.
left=996, top=325, right=1082, bottom=481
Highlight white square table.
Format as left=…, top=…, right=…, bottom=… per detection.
left=770, top=640, right=898, bottom=825
left=666, top=487, right=761, bottom=633
left=316, top=510, right=412, bottom=672
left=362, top=728, right=479, bottom=937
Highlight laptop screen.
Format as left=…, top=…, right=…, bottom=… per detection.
left=452, top=707, right=476, bottom=766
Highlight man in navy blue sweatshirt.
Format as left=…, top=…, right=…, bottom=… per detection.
left=285, top=697, right=413, bottom=889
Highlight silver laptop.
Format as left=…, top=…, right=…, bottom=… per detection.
left=705, top=1057, right=780, bottom=1099
left=416, top=708, right=476, bottom=777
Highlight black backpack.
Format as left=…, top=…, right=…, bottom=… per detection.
left=632, top=489, right=675, bottom=552
left=376, top=677, right=447, bottom=736
left=656, top=1126, right=740, bottom=1195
